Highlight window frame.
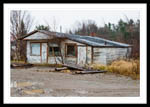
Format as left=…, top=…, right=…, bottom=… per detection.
left=65, top=43, right=77, bottom=57
left=30, top=42, right=41, bottom=56
left=48, top=46, right=61, bottom=57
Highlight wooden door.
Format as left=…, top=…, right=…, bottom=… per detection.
left=41, top=43, right=47, bottom=63
left=77, top=46, right=86, bottom=65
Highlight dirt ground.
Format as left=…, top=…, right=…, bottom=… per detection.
left=11, top=66, right=140, bottom=97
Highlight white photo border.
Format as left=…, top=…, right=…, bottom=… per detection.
left=4, top=3, right=147, bottom=104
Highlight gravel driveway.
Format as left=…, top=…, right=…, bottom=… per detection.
left=11, top=67, right=140, bottom=97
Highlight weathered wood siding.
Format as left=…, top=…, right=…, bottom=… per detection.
left=24, top=32, right=51, bottom=40
left=93, top=47, right=132, bottom=65
left=77, top=46, right=86, bottom=65
left=41, top=43, right=47, bottom=63
left=86, top=46, right=92, bottom=64
left=48, top=57, right=62, bottom=64
left=26, top=37, right=131, bottom=66
left=47, top=39, right=86, bottom=64
left=61, top=39, right=86, bottom=64
left=26, top=41, right=41, bottom=63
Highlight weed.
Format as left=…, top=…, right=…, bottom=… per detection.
left=89, top=59, right=140, bottom=80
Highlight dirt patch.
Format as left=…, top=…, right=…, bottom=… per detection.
left=23, top=89, right=44, bottom=95
left=16, top=82, right=32, bottom=87
left=11, top=67, right=140, bottom=97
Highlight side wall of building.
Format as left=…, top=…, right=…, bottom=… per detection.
left=93, top=47, right=132, bottom=65
left=26, top=39, right=131, bottom=66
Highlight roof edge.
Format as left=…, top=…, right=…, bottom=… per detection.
left=17, top=30, right=38, bottom=40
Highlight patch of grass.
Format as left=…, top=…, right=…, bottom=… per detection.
left=33, top=63, right=63, bottom=67
left=89, top=59, right=140, bottom=80
left=11, top=60, right=63, bottom=68
left=11, top=60, right=26, bottom=64
left=89, top=64, right=107, bottom=71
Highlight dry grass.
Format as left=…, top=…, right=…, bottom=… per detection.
left=11, top=60, right=26, bottom=64
left=33, top=63, right=63, bottom=67
left=11, top=60, right=63, bottom=68
left=60, top=70, right=71, bottom=73
left=89, top=59, right=140, bottom=80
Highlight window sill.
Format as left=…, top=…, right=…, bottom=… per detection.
left=65, top=56, right=77, bottom=58
left=30, top=55, right=41, bottom=56
left=48, top=55, right=61, bottom=57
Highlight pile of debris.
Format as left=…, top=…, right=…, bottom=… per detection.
left=11, top=62, right=107, bottom=74
left=11, top=63, right=33, bottom=68
left=55, top=64, right=107, bottom=74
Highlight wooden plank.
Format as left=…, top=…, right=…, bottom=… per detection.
left=11, top=63, right=33, bottom=68
left=91, top=46, right=94, bottom=64
left=74, top=70, right=107, bottom=74
left=55, top=67, right=68, bottom=71
left=62, top=63, right=107, bottom=74
left=47, top=42, right=48, bottom=63
left=62, top=64, right=85, bottom=71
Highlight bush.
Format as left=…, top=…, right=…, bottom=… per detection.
left=89, top=59, right=140, bottom=80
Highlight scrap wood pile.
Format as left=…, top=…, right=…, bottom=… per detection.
left=11, top=62, right=107, bottom=74
left=11, top=63, right=33, bottom=68
left=55, top=64, right=107, bottom=74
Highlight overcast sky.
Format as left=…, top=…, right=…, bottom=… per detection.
left=29, top=9, right=140, bottom=33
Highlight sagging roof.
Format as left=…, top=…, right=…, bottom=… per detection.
left=18, top=30, right=131, bottom=47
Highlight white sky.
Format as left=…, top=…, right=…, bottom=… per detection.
left=29, top=8, right=140, bottom=33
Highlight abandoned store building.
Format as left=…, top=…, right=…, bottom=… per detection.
left=19, top=30, right=132, bottom=66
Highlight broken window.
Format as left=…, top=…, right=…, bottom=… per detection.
left=66, top=44, right=76, bottom=57
left=49, top=47, right=61, bottom=56
left=49, top=47, right=53, bottom=55
left=31, top=43, right=40, bottom=56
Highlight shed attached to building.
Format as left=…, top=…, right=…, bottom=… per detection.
left=18, top=30, right=132, bottom=66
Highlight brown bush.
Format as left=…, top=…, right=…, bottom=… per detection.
left=89, top=59, right=140, bottom=80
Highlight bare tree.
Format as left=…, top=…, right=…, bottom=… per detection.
left=10, top=10, right=34, bottom=61
left=44, top=19, right=51, bottom=31
left=43, top=17, right=58, bottom=32
left=52, top=16, right=58, bottom=32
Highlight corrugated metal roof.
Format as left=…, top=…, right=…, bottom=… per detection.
left=21, top=30, right=131, bottom=47
left=48, top=31, right=131, bottom=47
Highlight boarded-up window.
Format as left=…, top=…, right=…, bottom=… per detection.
left=66, top=44, right=76, bottom=57
left=31, top=43, right=40, bottom=56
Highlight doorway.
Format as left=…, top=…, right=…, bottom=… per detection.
left=41, top=43, right=48, bottom=63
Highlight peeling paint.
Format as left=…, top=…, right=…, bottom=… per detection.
left=77, top=46, right=86, bottom=65
left=41, top=43, right=47, bottom=63
left=24, top=32, right=51, bottom=40
left=48, top=56, right=62, bottom=64
left=26, top=39, right=131, bottom=66
left=93, top=47, right=131, bottom=65
left=86, top=46, right=92, bottom=64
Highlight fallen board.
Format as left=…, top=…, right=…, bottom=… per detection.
left=11, top=63, right=33, bottom=68
left=55, top=67, right=68, bottom=71
left=74, top=70, right=107, bottom=74
left=62, top=64, right=85, bottom=71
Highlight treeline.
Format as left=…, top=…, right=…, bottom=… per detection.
left=10, top=10, right=139, bottom=61
left=67, top=19, right=140, bottom=58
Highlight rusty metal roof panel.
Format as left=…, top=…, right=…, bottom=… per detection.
left=39, top=30, right=131, bottom=47
left=21, top=30, right=131, bottom=47
left=63, top=33, right=131, bottom=47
